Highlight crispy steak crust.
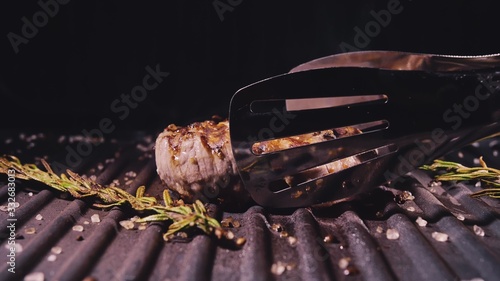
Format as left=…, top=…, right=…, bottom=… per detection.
left=155, top=119, right=361, bottom=209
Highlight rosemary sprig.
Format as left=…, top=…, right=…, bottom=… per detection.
left=420, top=156, right=500, bottom=198
left=0, top=155, right=245, bottom=246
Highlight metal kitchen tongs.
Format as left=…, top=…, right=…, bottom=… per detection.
left=229, top=51, right=500, bottom=208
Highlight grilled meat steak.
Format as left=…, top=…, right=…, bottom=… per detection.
left=155, top=118, right=361, bottom=210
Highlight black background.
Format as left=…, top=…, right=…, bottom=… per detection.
left=1, top=0, right=499, bottom=133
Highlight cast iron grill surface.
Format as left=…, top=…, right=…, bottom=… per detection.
left=0, top=130, right=499, bottom=281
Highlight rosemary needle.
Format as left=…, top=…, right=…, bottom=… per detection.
left=0, top=155, right=243, bottom=246
left=420, top=156, right=500, bottom=199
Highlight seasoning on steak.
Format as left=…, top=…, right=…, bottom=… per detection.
left=154, top=117, right=361, bottom=210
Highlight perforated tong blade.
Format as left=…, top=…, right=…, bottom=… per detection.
left=229, top=51, right=500, bottom=208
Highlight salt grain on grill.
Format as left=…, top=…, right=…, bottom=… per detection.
left=119, top=220, right=135, bottom=230
left=432, top=231, right=448, bottom=242
left=51, top=246, right=62, bottom=254
left=473, top=225, right=485, bottom=237
left=271, top=261, right=287, bottom=275
left=91, top=214, right=101, bottom=223
left=386, top=228, right=399, bottom=240
left=338, top=257, right=351, bottom=269
left=287, top=236, right=297, bottom=246
left=225, top=230, right=235, bottom=240
left=406, top=206, right=415, bottom=212
left=24, top=272, right=44, bottom=281
left=72, top=225, right=84, bottom=232
left=5, top=243, right=23, bottom=253
left=83, top=221, right=90, bottom=225
left=456, top=214, right=465, bottom=221
left=97, top=163, right=104, bottom=170
left=125, top=171, right=137, bottom=178
left=428, top=180, right=442, bottom=187
left=475, top=181, right=481, bottom=187
left=376, top=226, right=384, bottom=234
left=416, top=217, right=428, bottom=227
left=47, top=254, right=57, bottom=262
left=323, top=234, right=333, bottom=243
left=28, top=192, right=33, bottom=196
left=35, top=214, right=43, bottom=221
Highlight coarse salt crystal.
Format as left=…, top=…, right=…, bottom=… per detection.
left=91, top=214, right=101, bottom=223
left=47, top=254, right=57, bottom=262
left=51, top=246, right=62, bottom=254
left=130, top=216, right=141, bottom=222
left=416, top=217, right=427, bottom=227
left=376, top=226, right=384, bottom=234
left=473, top=225, right=485, bottom=237
left=456, top=214, right=465, bottom=221
left=386, top=228, right=399, bottom=240
left=5, top=243, right=23, bottom=253
left=23, top=272, right=44, bottom=281
left=125, top=171, right=137, bottom=178
left=406, top=206, right=415, bottom=212
left=287, top=236, right=297, bottom=246
left=271, top=261, right=287, bottom=275
left=431, top=231, right=448, bottom=242
left=119, top=220, right=135, bottom=230
left=72, top=225, right=84, bottom=232
left=35, top=214, right=43, bottom=221
left=338, top=257, right=351, bottom=269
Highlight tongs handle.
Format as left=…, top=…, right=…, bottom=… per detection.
left=290, top=51, right=500, bottom=73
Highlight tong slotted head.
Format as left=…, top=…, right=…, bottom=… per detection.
left=229, top=50, right=500, bottom=208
